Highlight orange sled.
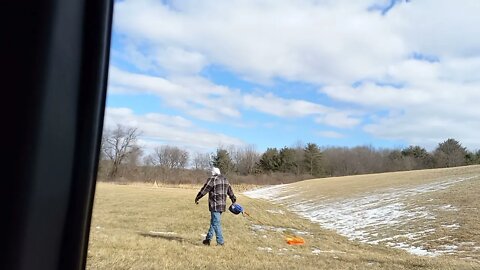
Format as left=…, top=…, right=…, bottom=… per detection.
left=285, top=236, right=305, bottom=245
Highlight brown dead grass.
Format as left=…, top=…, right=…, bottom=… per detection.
left=87, top=169, right=480, bottom=270
left=408, top=176, right=480, bottom=260
left=294, top=165, right=480, bottom=199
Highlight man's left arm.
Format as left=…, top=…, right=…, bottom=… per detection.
left=227, top=185, right=236, bottom=204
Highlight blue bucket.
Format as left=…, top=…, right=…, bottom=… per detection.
left=229, top=203, right=243, bottom=215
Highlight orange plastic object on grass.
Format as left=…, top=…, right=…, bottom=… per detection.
left=285, top=236, right=305, bottom=245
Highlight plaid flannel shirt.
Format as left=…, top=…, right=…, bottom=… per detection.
left=195, top=175, right=236, bottom=212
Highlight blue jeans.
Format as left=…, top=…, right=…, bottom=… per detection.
left=206, top=211, right=223, bottom=244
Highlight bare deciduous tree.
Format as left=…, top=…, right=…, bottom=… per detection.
left=125, top=145, right=143, bottom=167
left=193, top=152, right=211, bottom=171
left=323, top=147, right=354, bottom=176
left=151, top=145, right=189, bottom=169
left=101, top=125, right=140, bottom=179
left=234, top=145, right=260, bottom=175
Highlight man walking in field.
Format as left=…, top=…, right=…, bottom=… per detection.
left=195, top=167, right=236, bottom=246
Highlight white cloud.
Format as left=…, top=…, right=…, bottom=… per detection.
left=242, top=93, right=329, bottom=117
left=113, top=0, right=407, bottom=84
left=154, top=46, right=207, bottom=75
left=110, top=0, right=480, bottom=149
left=315, top=112, right=362, bottom=129
left=242, top=92, right=363, bottom=128
left=321, top=83, right=429, bottom=109
left=111, top=43, right=156, bottom=72
left=321, top=59, right=480, bottom=149
left=440, top=57, right=480, bottom=83
left=387, top=0, right=480, bottom=58
left=109, top=67, right=363, bottom=128
left=239, top=90, right=366, bottom=128
left=317, top=131, right=346, bottom=139
left=112, top=42, right=208, bottom=75
left=103, top=107, right=244, bottom=152
left=109, top=66, right=182, bottom=95
left=364, top=112, right=480, bottom=151
left=108, top=66, right=242, bottom=121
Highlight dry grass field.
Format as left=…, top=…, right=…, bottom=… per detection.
left=87, top=166, right=480, bottom=269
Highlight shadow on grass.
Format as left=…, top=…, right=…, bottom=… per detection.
left=137, top=232, right=203, bottom=246
left=139, top=232, right=185, bottom=241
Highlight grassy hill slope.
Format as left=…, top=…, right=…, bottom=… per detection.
left=87, top=167, right=480, bottom=269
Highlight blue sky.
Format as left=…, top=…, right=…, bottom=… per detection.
left=105, top=0, right=480, bottom=155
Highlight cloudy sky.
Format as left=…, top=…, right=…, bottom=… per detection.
left=105, top=0, right=480, bottom=154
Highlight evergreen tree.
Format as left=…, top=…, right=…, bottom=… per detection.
left=433, top=138, right=467, bottom=168
left=279, top=147, right=298, bottom=173
left=466, top=150, right=480, bottom=165
left=257, top=148, right=280, bottom=173
left=401, top=145, right=434, bottom=169
left=211, top=148, right=234, bottom=175
left=303, top=143, right=324, bottom=177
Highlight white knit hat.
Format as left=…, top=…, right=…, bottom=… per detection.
left=211, top=167, right=221, bottom=176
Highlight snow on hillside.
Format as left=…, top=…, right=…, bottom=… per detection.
left=244, top=176, right=477, bottom=257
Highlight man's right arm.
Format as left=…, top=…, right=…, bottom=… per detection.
left=195, top=178, right=213, bottom=203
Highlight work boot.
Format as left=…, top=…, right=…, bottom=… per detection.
left=202, top=239, right=211, bottom=246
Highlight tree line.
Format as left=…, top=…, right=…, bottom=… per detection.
left=98, top=124, right=480, bottom=184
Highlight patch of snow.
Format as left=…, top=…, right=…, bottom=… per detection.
left=149, top=231, right=177, bottom=235
left=311, top=249, right=346, bottom=254
left=404, top=246, right=437, bottom=256
left=266, top=209, right=285, bottom=215
left=385, top=242, right=437, bottom=256
left=257, top=247, right=273, bottom=252
left=271, top=194, right=296, bottom=203
left=388, top=229, right=435, bottom=243
left=441, top=224, right=460, bottom=229
left=438, top=204, right=458, bottom=211
left=434, top=236, right=451, bottom=241
left=244, top=176, right=479, bottom=257
left=291, top=197, right=438, bottom=245
left=251, top=224, right=263, bottom=231
left=433, top=245, right=459, bottom=255
left=243, top=184, right=290, bottom=200
left=250, top=224, right=310, bottom=236
left=438, top=244, right=458, bottom=251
